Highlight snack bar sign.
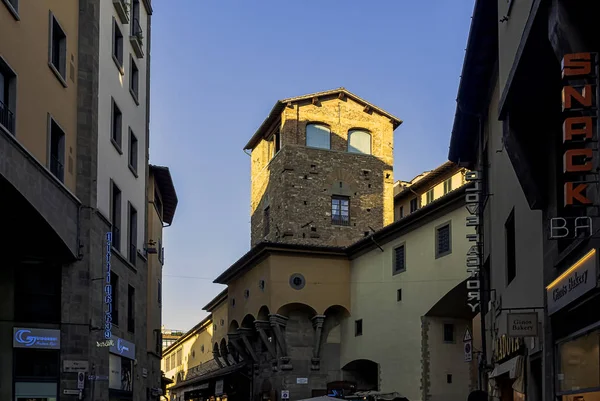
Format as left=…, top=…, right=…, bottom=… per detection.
left=465, top=171, right=482, bottom=313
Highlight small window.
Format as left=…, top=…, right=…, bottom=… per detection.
left=111, top=98, right=123, bottom=150
left=436, top=223, right=452, bottom=258
left=129, top=130, right=138, bottom=174
left=111, top=181, right=122, bottom=251
left=410, top=198, right=418, bottom=213
left=231, top=298, right=236, bottom=307
left=0, top=58, right=17, bottom=135
left=443, top=323, right=454, bottom=343
left=348, top=129, right=371, bottom=154
left=48, top=117, right=65, bottom=183
left=443, top=178, right=452, bottom=194
left=130, top=56, right=139, bottom=102
left=331, top=196, right=350, bottom=226
left=244, top=289, right=250, bottom=299
left=127, top=285, right=135, bottom=333
left=263, top=206, right=270, bottom=236
left=128, top=202, right=137, bottom=266
left=397, top=288, right=402, bottom=302
left=289, top=273, right=306, bottom=290
left=447, top=374, right=453, bottom=384
left=355, top=319, right=363, bottom=336
left=112, top=18, right=124, bottom=71
left=393, top=244, right=406, bottom=275
left=426, top=189, right=434, bottom=204
left=110, top=272, right=119, bottom=326
left=506, top=209, right=516, bottom=285
left=49, top=12, right=67, bottom=84
left=306, top=123, right=331, bottom=150
left=399, top=206, right=404, bottom=219
left=220, top=319, right=225, bottom=326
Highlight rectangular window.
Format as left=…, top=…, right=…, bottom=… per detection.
left=264, top=206, right=270, bottom=236
left=129, top=130, right=138, bottom=174
left=112, top=18, right=124, bottom=71
left=111, top=98, right=123, bottom=150
left=393, top=244, right=406, bottom=275
left=0, top=58, right=17, bottom=135
left=410, top=198, right=418, bottom=213
left=354, top=319, right=363, bottom=337
left=506, top=209, right=516, bottom=285
left=111, top=272, right=119, bottom=326
left=331, top=195, right=350, bottom=226
left=111, top=181, right=122, bottom=251
left=131, top=0, right=140, bottom=34
left=49, top=12, right=67, bottom=84
left=426, top=189, right=434, bottom=204
left=128, top=203, right=138, bottom=266
left=443, top=178, right=453, bottom=194
left=399, top=206, right=404, bottom=218
left=443, top=323, right=454, bottom=343
left=557, top=329, right=600, bottom=393
left=127, top=285, right=135, bottom=333
left=436, top=223, right=452, bottom=258
left=130, top=56, right=139, bottom=102
left=158, top=280, right=162, bottom=305
left=447, top=374, right=453, bottom=384
left=177, top=349, right=182, bottom=366
left=397, top=288, right=402, bottom=302
left=49, top=117, right=65, bottom=183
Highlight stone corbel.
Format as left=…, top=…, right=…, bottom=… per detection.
left=212, top=344, right=223, bottom=368
left=269, top=314, right=292, bottom=370
left=227, top=332, right=248, bottom=362
left=220, top=342, right=232, bottom=366
left=227, top=342, right=240, bottom=363
left=237, top=328, right=259, bottom=363
left=311, top=315, right=326, bottom=370
left=255, top=320, right=277, bottom=359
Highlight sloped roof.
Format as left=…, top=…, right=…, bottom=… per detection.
left=244, top=87, right=403, bottom=150
left=150, top=165, right=178, bottom=225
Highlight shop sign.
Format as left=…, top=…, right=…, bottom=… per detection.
left=465, top=171, right=482, bottom=312
left=110, top=336, right=136, bottom=360
left=546, top=249, right=597, bottom=315
left=105, top=232, right=113, bottom=339
left=96, top=339, right=114, bottom=348
left=215, top=380, right=224, bottom=396
left=507, top=313, right=538, bottom=337
left=63, top=360, right=89, bottom=373
left=13, top=328, right=60, bottom=349
left=494, top=334, right=524, bottom=363
left=296, top=378, right=308, bottom=384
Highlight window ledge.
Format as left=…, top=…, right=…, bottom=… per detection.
left=129, top=88, right=140, bottom=105
left=112, top=55, right=125, bottom=75
left=111, top=245, right=138, bottom=273
left=128, top=164, right=138, bottom=178
left=392, top=269, right=406, bottom=276
left=436, top=251, right=452, bottom=259
left=2, top=0, right=19, bottom=20
left=48, top=63, right=67, bottom=88
left=111, top=138, right=123, bottom=154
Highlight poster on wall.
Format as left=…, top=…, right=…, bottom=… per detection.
left=109, top=354, right=133, bottom=392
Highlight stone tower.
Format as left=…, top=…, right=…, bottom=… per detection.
left=245, top=88, right=402, bottom=247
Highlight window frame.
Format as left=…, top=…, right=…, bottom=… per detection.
left=397, top=288, right=402, bottom=302
left=443, top=323, right=455, bottom=343
left=0, top=56, right=17, bottom=137
left=111, top=98, right=123, bottom=152
left=112, top=17, right=124, bottom=74
left=426, top=188, right=434, bottom=204
left=443, top=178, right=453, bottom=194
left=410, top=197, right=418, bottom=213
left=399, top=205, right=404, bottom=219
left=128, top=202, right=138, bottom=266
left=128, top=128, right=138, bottom=176
left=435, top=221, right=452, bottom=259
left=306, top=123, right=331, bottom=150
left=331, top=195, right=350, bottom=226
left=129, top=55, right=139, bottom=104
left=2, top=0, right=19, bottom=20
left=347, top=129, right=372, bottom=155
left=127, top=284, right=135, bottom=333
left=48, top=11, right=67, bottom=87
left=392, top=242, right=406, bottom=275
left=111, top=180, right=122, bottom=251
left=354, top=319, right=363, bottom=337
left=110, top=272, right=119, bottom=326
left=47, top=114, right=66, bottom=183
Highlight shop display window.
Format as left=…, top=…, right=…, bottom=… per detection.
left=557, top=329, right=600, bottom=394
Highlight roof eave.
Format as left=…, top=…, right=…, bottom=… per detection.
left=202, top=288, right=228, bottom=312
left=150, top=165, right=179, bottom=225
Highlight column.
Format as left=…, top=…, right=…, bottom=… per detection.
left=269, top=314, right=292, bottom=370
left=311, top=315, right=326, bottom=370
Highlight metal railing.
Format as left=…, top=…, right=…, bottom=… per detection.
left=50, top=155, right=64, bottom=182
left=0, top=99, right=15, bottom=135
left=331, top=215, right=351, bottom=226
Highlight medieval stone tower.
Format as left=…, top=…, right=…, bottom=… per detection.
left=245, top=88, right=402, bottom=247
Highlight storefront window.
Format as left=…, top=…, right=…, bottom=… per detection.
left=558, top=329, right=600, bottom=393
left=562, top=391, right=600, bottom=401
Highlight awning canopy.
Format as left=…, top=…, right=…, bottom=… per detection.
left=488, top=355, right=523, bottom=379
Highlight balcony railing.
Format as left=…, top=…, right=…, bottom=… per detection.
left=50, top=155, right=64, bottom=182
left=0, top=99, right=15, bottom=135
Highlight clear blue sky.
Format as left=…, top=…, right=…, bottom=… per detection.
left=149, top=0, right=475, bottom=331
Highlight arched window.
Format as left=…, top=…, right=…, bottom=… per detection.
left=306, top=123, right=331, bottom=150
left=348, top=129, right=371, bottom=154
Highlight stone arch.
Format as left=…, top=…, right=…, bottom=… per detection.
left=228, top=319, right=240, bottom=334
left=276, top=302, right=318, bottom=318
left=323, top=305, right=350, bottom=344
left=257, top=305, right=270, bottom=321
left=327, top=168, right=356, bottom=197
left=241, top=314, right=256, bottom=329
left=342, top=359, right=379, bottom=391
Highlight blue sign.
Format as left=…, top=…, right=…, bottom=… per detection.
left=105, top=232, right=113, bottom=339
left=110, top=336, right=136, bottom=360
left=13, top=328, right=61, bottom=349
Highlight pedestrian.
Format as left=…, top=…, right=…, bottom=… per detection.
left=467, top=390, right=487, bottom=401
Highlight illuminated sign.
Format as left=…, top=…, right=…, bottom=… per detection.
left=560, top=52, right=598, bottom=206
left=96, top=339, right=115, bottom=348
left=110, top=336, right=136, bottom=360
left=546, top=249, right=597, bottom=315
left=494, top=334, right=523, bottom=363
left=105, top=232, right=113, bottom=339
left=465, top=171, right=482, bottom=313
left=13, top=328, right=61, bottom=349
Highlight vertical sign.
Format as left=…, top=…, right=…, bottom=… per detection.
left=105, top=232, right=113, bottom=339
left=465, top=171, right=482, bottom=313
left=463, top=328, right=473, bottom=362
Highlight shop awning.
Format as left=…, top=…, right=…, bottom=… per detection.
left=488, top=355, right=523, bottom=379
left=169, top=362, right=246, bottom=391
